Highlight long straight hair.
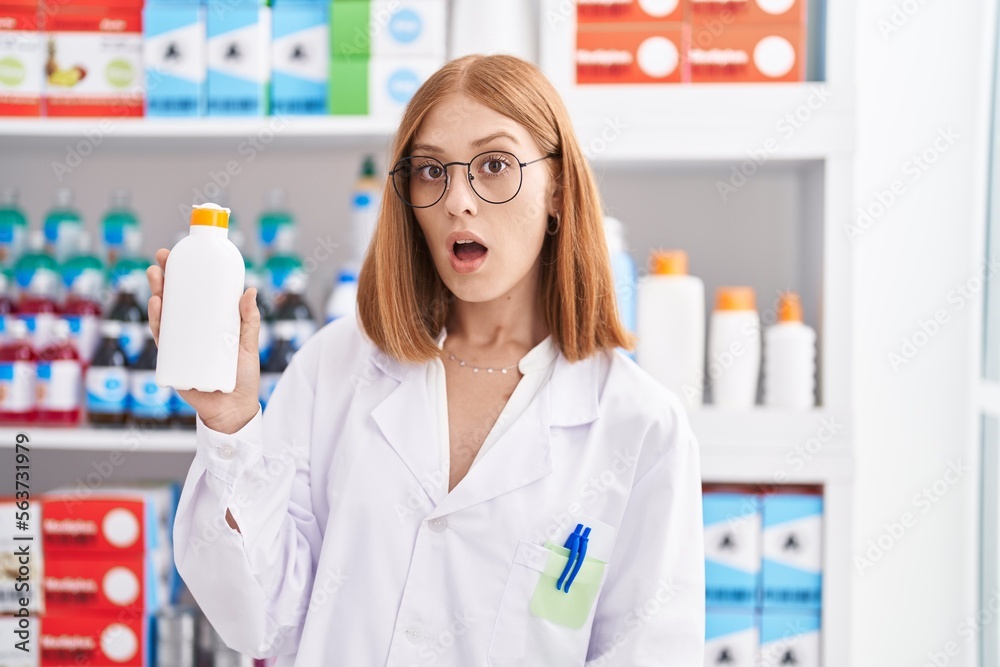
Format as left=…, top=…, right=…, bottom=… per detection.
left=357, top=54, right=635, bottom=364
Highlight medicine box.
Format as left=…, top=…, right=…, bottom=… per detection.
left=144, top=4, right=207, bottom=116
left=43, top=0, right=144, bottom=117
left=329, top=0, right=445, bottom=59
left=761, top=492, right=822, bottom=609
left=271, top=2, right=328, bottom=115
left=328, top=54, right=442, bottom=118
left=577, top=0, right=685, bottom=24
left=39, top=612, right=153, bottom=667
left=703, top=492, right=761, bottom=608
left=758, top=610, right=821, bottom=667
left=690, top=0, right=806, bottom=25
left=704, top=608, right=758, bottom=667
left=206, top=5, right=270, bottom=116
left=688, top=22, right=804, bottom=83
left=576, top=26, right=688, bottom=84
left=0, top=0, right=43, bottom=116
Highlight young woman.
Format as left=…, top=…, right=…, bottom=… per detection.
left=147, top=54, right=704, bottom=666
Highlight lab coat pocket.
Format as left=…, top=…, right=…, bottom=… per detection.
left=488, top=540, right=608, bottom=667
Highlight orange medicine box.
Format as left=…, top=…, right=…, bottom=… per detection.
left=688, top=22, right=803, bottom=82
left=576, top=26, right=688, bottom=84
left=0, top=0, right=43, bottom=116
left=690, top=0, right=806, bottom=25
left=40, top=613, right=152, bottom=666
left=44, top=551, right=170, bottom=615
left=43, top=0, right=144, bottom=117
left=577, top=0, right=685, bottom=24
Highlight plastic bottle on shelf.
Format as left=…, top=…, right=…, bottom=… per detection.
left=37, top=319, right=82, bottom=426
left=259, top=320, right=297, bottom=412
left=637, top=250, right=706, bottom=410
left=246, top=269, right=272, bottom=365
left=44, top=188, right=83, bottom=264
left=86, top=319, right=129, bottom=426
left=60, top=231, right=106, bottom=293
left=129, top=327, right=173, bottom=428
left=258, top=188, right=294, bottom=263
left=62, top=269, right=104, bottom=365
left=101, top=188, right=141, bottom=267
left=0, top=186, right=28, bottom=265
left=763, top=291, right=816, bottom=409
left=272, top=270, right=316, bottom=350
left=347, top=156, right=381, bottom=273
left=108, top=227, right=153, bottom=314
left=263, top=222, right=303, bottom=295
left=324, top=269, right=358, bottom=324
left=18, top=268, right=60, bottom=351
left=603, top=216, right=637, bottom=359
left=14, top=229, right=59, bottom=293
left=0, top=270, right=17, bottom=344
left=107, top=272, right=148, bottom=366
left=0, top=319, right=37, bottom=424
left=708, top=287, right=761, bottom=409
left=155, top=203, right=244, bottom=393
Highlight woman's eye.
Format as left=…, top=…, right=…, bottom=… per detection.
left=420, top=164, right=444, bottom=180
left=481, top=156, right=510, bottom=175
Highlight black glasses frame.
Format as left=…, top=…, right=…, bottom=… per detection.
left=389, top=151, right=560, bottom=208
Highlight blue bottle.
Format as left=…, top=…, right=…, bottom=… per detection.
left=604, top=216, right=637, bottom=360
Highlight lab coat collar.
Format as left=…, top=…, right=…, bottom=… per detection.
left=369, top=339, right=602, bottom=517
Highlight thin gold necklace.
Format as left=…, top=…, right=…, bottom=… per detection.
left=442, top=346, right=520, bottom=375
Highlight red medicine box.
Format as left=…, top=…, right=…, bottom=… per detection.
left=577, top=0, right=685, bottom=24
left=576, top=26, right=688, bottom=84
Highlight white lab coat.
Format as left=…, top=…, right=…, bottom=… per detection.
left=173, top=314, right=705, bottom=666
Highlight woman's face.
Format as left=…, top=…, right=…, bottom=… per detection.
left=408, top=93, right=558, bottom=304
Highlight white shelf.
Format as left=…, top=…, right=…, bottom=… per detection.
left=0, top=85, right=852, bottom=161
left=0, top=408, right=855, bottom=482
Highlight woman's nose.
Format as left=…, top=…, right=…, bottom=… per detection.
left=443, top=165, right=478, bottom=216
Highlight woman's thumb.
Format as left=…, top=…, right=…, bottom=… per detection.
left=240, top=288, right=260, bottom=358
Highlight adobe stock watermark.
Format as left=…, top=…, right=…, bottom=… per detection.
left=844, top=126, right=959, bottom=243
left=854, top=459, right=970, bottom=574
left=581, top=117, right=628, bottom=161
left=878, top=0, right=933, bottom=40
left=587, top=577, right=682, bottom=666
left=919, top=589, right=1000, bottom=667
left=716, top=86, right=833, bottom=202
left=887, top=255, right=998, bottom=371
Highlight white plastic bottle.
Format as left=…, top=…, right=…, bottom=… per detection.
left=155, top=203, right=245, bottom=393
left=325, top=270, right=358, bottom=324
left=637, top=250, right=705, bottom=410
left=708, top=287, right=761, bottom=409
left=764, top=292, right=816, bottom=409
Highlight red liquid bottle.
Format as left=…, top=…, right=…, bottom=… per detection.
left=62, top=269, right=104, bottom=365
left=37, top=319, right=82, bottom=425
left=0, top=318, right=37, bottom=424
left=18, top=268, right=60, bottom=351
left=0, top=270, right=17, bottom=343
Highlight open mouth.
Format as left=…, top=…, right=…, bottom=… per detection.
left=453, top=239, right=488, bottom=262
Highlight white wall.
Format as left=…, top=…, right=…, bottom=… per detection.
left=852, top=1, right=990, bottom=664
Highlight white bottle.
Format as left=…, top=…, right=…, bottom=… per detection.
left=325, top=270, right=358, bottom=324
left=708, top=287, right=761, bottom=409
left=637, top=250, right=705, bottom=410
left=764, top=292, right=816, bottom=409
left=449, top=0, right=537, bottom=62
left=155, top=204, right=245, bottom=393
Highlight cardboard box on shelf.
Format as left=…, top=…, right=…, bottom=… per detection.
left=576, top=26, right=688, bottom=84
left=39, top=612, right=153, bottom=667
left=761, top=493, right=822, bottom=610
left=271, top=2, right=328, bottom=115
left=577, top=0, right=685, bottom=24
left=758, top=610, right=821, bottom=667
left=206, top=4, right=270, bottom=116
left=143, top=3, right=207, bottom=117
left=43, top=550, right=172, bottom=615
left=688, top=22, right=804, bottom=83
left=703, top=492, right=761, bottom=608
left=43, top=0, right=144, bottom=117
left=705, top=608, right=758, bottom=667
left=329, top=0, right=445, bottom=59
left=329, top=54, right=442, bottom=118
left=690, top=0, right=806, bottom=25
left=0, top=498, right=44, bottom=614
left=0, top=0, right=43, bottom=116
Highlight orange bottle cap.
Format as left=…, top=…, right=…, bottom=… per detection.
left=716, top=286, right=756, bottom=311
left=778, top=291, right=803, bottom=323
left=191, top=203, right=230, bottom=228
left=650, top=250, right=688, bottom=275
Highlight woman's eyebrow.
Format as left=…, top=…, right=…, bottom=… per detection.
left=410, top=132, right=521, bottom=155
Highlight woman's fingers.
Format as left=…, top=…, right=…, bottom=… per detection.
left=147, top=294, right=161, bottom=346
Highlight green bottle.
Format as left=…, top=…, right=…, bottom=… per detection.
left=14, top=230, right=59, bottom=292
left=101, top=188, right=140, bottom=267
left=108, top=227, right=153, bottom=317
left=0, top=187, right=28, bottom=266
left=61, top=231, right=106, bottom=293
left=258, top=187, right=294, bottom=262
left=44, top=188, right=83, bottom=264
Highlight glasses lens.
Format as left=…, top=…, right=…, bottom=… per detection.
left=392, top=157, right=446, bottom=208
left=469, top=152, right=522, bottom=204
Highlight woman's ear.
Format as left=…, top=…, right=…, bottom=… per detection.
left=548, top=176, right=564, bottom=219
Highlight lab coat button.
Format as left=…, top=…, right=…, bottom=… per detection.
left=218, top=446, right=235, bottom=459
left=405, top=626, right=423, bottom=643
left=428, top=518, right=447, bottom=533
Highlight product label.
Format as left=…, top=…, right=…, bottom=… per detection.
left=691, top=0, right=805, bottom=25
left=119, top=322, right=145, bottom=365
left=206, top=6, right=270, bottom=116
left=37, top=359, right=81, bottom=410
left=144, top=5, right=206, bottom=117
left=689, top=23, right=803, bottom=82
left=0, top=20, right=44, bottom=116
left=85, top=366, right=128, bottom=413
left=576, top=28, right=687, bottom=84
left=0, top=360, right=35, bottom=412
left=577, top=0, right=684, bottom=23
left=128, top=369, right=171, bottom=419
left=271, top=4, right=328, bottom=115
left=64, top=314, right=100, bottom=363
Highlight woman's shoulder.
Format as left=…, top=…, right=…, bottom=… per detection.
left=599, top=349, right=692, bottom=436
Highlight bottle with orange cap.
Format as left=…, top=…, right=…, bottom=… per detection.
left=763, top=291, right=816, bottom=409
left=637, top=249, right=705, bottom=409
left=708, top=286, right=761, bottom=409
left=155, top=203, right=246, bottom=393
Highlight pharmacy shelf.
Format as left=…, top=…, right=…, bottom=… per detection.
left=0, top=408, right=855, bottom=481
left=0, top=85, right=852, bottom=161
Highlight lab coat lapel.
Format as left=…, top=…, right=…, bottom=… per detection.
left=370, top=361, right=448, bottom=507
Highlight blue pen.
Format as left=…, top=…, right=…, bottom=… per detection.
left=563, top=526, right=591, bottom=593
left=556, top=524, right=584, bottom=591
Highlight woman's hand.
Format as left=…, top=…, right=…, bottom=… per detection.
left=146, top=248, right=262, bottom=435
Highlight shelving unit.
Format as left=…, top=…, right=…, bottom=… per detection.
left=0, top=0, right=856, bottom=663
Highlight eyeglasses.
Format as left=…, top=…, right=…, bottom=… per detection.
left=389, top=151, right=559, bottom=208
